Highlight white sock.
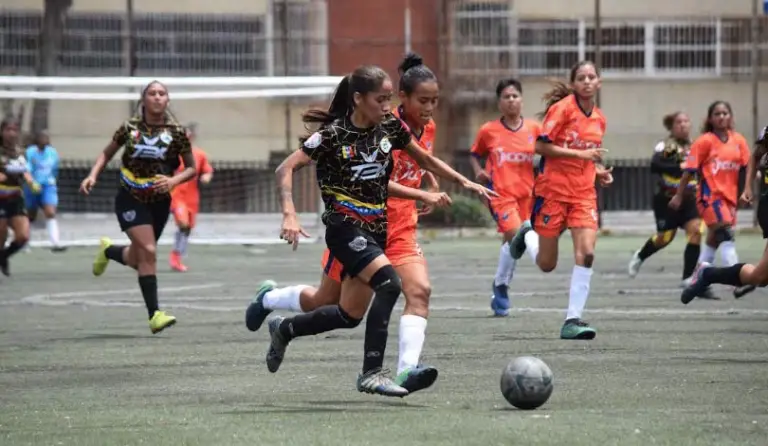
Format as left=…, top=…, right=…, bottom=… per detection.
left=174, top=231, right=189, bottom=255
left=524, top=230, right=540, bottom=263
left=263, top=285, right=308, bottom=312
left=398, top=314, right=428, bottom=375
left=699, top=244, right=716, bottom=264
left=494, top=243, right=516, bottom=286
left=719, top=241, right=738, bottom=266
left=46, top=218, right=60, bottom=247
left=566, top=265, right=593, bottom=321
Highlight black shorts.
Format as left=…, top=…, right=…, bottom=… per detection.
left=0, top=196, right=26, bottom=220
left=653, top=192, right=698, bottom=232
left=758, top=196, right=768, bottom=239
left=325, top=222, right=386, bottom=279
left=114, top=188, right=171, bottom=241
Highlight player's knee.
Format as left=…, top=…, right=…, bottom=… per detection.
left=135, top=243, right=158, bottom=263
left=713, top=226, right=734, bottom=245
left=655, top=230, right=675, bottom=247
left=686, top=230, right=701, bottom=245
left=369, top=265, right=402, bottom=303
left=179, top=226, right=191, bottom=235
left=14, top=233, right=29, bottom=245
left=537, top=259, right=557, bottom=273
left=403, top=282, right=431, bottom=316
left=336, top=305, right=362, bottom=328
left=575, top=251, right=595, bottom=268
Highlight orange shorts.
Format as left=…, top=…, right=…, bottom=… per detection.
left=320, top=228, right=425, bottom=283
left=488, top=197, right=532, bottom=234
left=172, top=201, right=198, bottom=228
left=531, top=196, right=598, bottom=238
left=698, top=199, right=737, bottom=227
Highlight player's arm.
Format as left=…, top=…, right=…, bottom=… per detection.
left=170, top=131, right=196, bottom=187
left=275, top=149, right=312, bottom=216
left=199, top=151, right=214, bottom=184
left=423, top=172, right=439, bottom=192
left=468, top=127, right=491, bottom=183
left=86, top=125, right=127, bottom=181
left=674, top=139, right=706, bottom=200
left=650, top=141, right=683, bottom=175
left=402, top=140, right=495, bottom=198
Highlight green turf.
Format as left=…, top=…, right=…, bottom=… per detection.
left=2, top=236, right=768, bottom=446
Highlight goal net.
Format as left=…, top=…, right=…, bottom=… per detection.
left=0, top=75, right=342, bottom=247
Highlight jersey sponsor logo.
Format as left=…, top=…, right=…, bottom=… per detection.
left=493, top=149, right=535, bottom=166
left=350, top=149, right=389, bottom=181
left=4, top=157, right=28, bottom=174
left=711, top=158, right=741, bottom=174
left=132, top=135, right=168, bottom=160
left=392, top=159, right=425, bottom=183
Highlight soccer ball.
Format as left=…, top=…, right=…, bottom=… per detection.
left=500, top=356, right=554, bottom=410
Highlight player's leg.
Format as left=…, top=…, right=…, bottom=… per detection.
left=560, top=202, right=600, bottom=340
left=41, top=185, right=64, bottom=252
left=0, top=199, right=30, bottom=276
left=489, top=199, right=525, bottom=316
left=136, top=196, right=175, bottom=332
left=170, top=202, right=191, bottom=271
left=264, top=225, right=408, bottom=396
left=510, top=196, right=561, bottom=273
left=629, top=194, right=677, bottom=278
left=680, top=218, right=703, bottom=284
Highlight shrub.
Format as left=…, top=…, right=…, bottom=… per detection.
left=418, top=195, right=492, bottom=228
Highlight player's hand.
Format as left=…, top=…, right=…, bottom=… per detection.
left=0, top=173, right=6, bottom=182
left=280, top=213, right=310, bottom=251
left=79, top=176, right=97, bottom=195
left=30, top=181, right=42, bottom=193
left=740, top=188, right=753, bottom=205
left=462, top=180, right=498, bottom=200
left=419, top=191, right=452, bottom=216
left=596, top=166, right=614, bottom=187
left=668, top=193, right=683, bottom=210
left=580, top=148, right=608, bottom=162
left=200, top=173, right=213, bottom=184
left=474, top=170, right=491, bottom=185
left=152, top=175, right=175, bottom=194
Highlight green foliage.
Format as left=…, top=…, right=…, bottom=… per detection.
left=418, top=195, right=492, bottom=228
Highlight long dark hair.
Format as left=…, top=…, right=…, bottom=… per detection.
left=539, top=60, right=598, bottom=119
left=301, top=65, right=389, bottom=140
left=701, top=100, right=733, bottom=134
left=0, top=116, right=20, bottom=148
left=398, top=52, right=437, bottom=95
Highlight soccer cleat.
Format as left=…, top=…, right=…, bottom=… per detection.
left=394, top=365, right=439, bottom=394
left=680, top=262, right=712, bottom=305
left=628, top=250, right=643, bottom=278
left=508, top=221, right=532, bottom=260
left=92, top=237, right=112, bottom=277
left=0, top=254, right=9, bottom=277
left=356, top=368, right=409, bottom=397
left=149, top=310, right=177, bottom=334
left=169, top=251, right=188, bottom=272
left=560, top=318, right=596, bottom=340
left=733, top=284, right=756, bottom=299
left=490, top=281, right=511, bottom=317
left=245, top=280, right=277, bottom=332
left=266, top=316, right=290, bottom=373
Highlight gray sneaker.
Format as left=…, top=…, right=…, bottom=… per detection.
left=356, top=368, right=409, bottom=398
left=266, top=316, right=290, bottom=373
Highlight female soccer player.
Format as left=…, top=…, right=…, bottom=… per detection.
left=507, top=61, right=612, bottom=340
left=79, top=81, right=196, bottom=333
left=264, top=64, right=495, bottom=397
left=247, top=54, right=451, bottom=395
left=25, top=130, right=66, bottom=252
left=628, top=112, right=706, bottom=289
left=469, top=78, right=540, bottom=316
left=169, top=123, right=213, bottom=272
left=672, top=101, right=753, bottom=303
left=0, top=117, right=36, bottom=277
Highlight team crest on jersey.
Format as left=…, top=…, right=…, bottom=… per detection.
left=380, top=137, right=392, bottom=154
left=159, top=131, right=173, bottom=144
left=130, top=129, right=140, bottom=143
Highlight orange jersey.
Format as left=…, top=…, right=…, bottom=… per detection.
left=684, top=131, right=750, bottom=205
left=470, top=117, right=540, bottom=199
left=535, top=95, right=607, bottom=203
left=171, top=147, right=213, bottom=208
left=386, top=107, right=437, bottom=233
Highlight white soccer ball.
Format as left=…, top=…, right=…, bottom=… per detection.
left=500, top=356, right=554, bottom=410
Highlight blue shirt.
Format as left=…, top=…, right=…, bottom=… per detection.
left=25, top=145, right=59, bottom=186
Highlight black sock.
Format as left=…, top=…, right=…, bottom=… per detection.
left=105, top=245, right=127, bottom=265
left=362, top=268, right=402, bottom=373
left=637, top=237, right=661, bottom=261
left=682, top=243, right=700, bottom=279
left=138, top=275, right=159, bottom=319
left=4, top=241, right=25, bottom=259
left=702, top=263, right=745, bottom=287
left=278, top=305, right=359, bottom=339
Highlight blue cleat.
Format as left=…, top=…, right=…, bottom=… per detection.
left=490, top=282, right=510, bottom=317
left=245, top=280, right=276, bottom=332
left=681, top=262, right=712, bottom=305
left=509, top=221, right=533, bottom=260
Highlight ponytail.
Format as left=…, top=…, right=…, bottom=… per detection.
left=302, top=75, right=352, bottom=128
left=537, top=81, right=572, bottom=119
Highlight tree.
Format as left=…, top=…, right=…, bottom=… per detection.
left=30, top=0, right=73, bottom=134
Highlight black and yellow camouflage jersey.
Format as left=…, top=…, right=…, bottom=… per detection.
left=0, top=144, right=27, bottom=198
left=112, top=115, right=191, bottom=202
left=301, top=113, right=413, bottom=235
left=651, top=136, right=696, bottom=196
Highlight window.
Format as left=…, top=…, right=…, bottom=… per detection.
left=654, top=22, right=716, bottom=71
left=585, top=24, right=645, bottom=71
left=517, top=20, right=579, bottom=75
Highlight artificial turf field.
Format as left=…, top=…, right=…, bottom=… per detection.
left=1, top=236, right=768, bottom=446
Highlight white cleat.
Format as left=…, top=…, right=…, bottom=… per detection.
left=628, top=250, right=643, bottom=278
